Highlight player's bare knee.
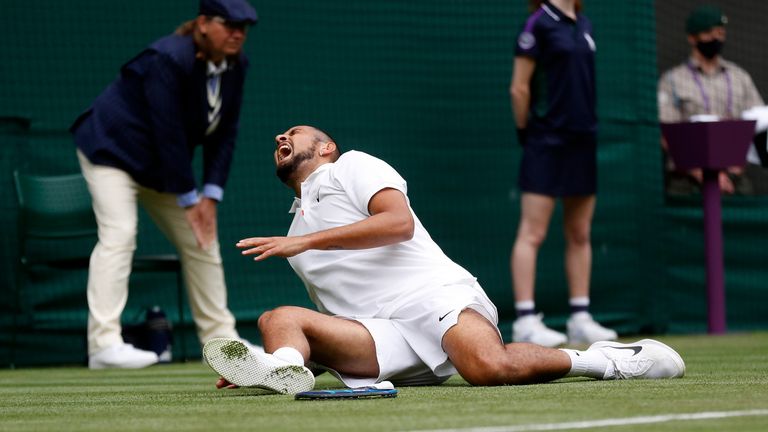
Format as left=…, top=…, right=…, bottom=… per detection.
left=257, top=310, right=273, bottom=333
left=257, top=306, right=304, bottom=333
left=458, top=356, right=514, bottom=386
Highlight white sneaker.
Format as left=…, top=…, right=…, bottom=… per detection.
left=202, top=339, right=264, bottom=366
left=203, top=338, right=315, bottom=395
left=88, top=343, right=159, bottom=370
left=512, top=314, right=568, bottom=347
left=589, top=339, right=686, bottom=379
left=567, top=312, right=618, bottom=344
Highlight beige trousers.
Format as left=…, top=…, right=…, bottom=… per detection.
left=77, top=150, right=239, bottom=355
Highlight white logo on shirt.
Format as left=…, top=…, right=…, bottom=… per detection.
left=584, top=32, right=596, bottom=51
left=518, top=31, right=536, bottom=50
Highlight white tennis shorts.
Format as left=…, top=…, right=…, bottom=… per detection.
left=322, top=281, right=500, bottom=388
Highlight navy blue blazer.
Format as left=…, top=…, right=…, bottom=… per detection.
left=71, top=34, right=249, bottom=196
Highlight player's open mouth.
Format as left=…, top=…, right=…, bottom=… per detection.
left=277, top=143, right=292, bottom=161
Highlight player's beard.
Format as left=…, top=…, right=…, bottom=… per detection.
left=276, top=144, right=317, bottom=184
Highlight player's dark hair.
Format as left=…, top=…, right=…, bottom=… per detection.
left=313, top=127, right=342, bottom=160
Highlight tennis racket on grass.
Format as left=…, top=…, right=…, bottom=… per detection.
left=295, top=381, right=398, bottom=400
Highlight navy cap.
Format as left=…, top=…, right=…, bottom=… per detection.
left=199, top=0, right=258, bottom=24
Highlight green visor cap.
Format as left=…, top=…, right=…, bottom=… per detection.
left=686, top=5, right=728, bottom=34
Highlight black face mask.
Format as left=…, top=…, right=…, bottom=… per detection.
left=696, top=39, right=724, bottom=59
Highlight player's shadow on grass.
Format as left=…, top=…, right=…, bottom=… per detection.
left=213, top=388, right=279, bottom=397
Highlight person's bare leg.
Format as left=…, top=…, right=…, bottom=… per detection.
left=562, top=195, right=595, bottom=299
left=258, top=306, right=379, bottom=378
left=510, top=193, right=566, bottom=346
left=561, top=195, right=617, bottom=343
left=511, top=193, right=557, bottom=303
left=442, top=309, right=571, bottom=385
left=213, top=306, right=380, bottom=390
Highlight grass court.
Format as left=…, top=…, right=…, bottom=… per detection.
left=2, top=332, right=767, bottom=431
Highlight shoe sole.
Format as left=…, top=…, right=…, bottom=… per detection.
left=203, top=338, right=315, bottom=395
left=589, top=338, right=686, bottom=378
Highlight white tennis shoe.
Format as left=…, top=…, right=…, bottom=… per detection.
left=512, top=314, right=568, bottom=347
left=88, top=343, right=159, bottom=370
left=589, top=339, right=686, bottom=379
left=203, top=338, right=315, bottom=395
left=567, top=312, right=618, bottom=344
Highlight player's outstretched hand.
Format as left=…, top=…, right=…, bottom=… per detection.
left=236, top=236, right=309, bottom=260
left=216, top=377, right=238, bottom=389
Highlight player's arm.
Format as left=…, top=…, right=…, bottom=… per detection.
left=237, top=188, right=414, bottom=260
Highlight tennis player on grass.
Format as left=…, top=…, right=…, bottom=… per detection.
left=203, top=125, right=685, bottom=394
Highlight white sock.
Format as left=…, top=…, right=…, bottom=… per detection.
left=569, top=296, right=590, bottom=307
left=271, top=347, right=305, bottom=366
left=515, top=300, right=536, bottom=318
left=515, top=300, right=535, bottom=310
left=560, top=348, right=612, bottom=379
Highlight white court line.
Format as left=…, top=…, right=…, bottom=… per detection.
left=410, top=409, right=768, bottom=432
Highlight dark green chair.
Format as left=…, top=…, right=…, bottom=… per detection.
left=11, top=171, right=187, bottom=367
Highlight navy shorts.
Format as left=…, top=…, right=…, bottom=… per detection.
left=518, top=131, right=597, bottom=196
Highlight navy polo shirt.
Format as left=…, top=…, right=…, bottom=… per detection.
left=515, top=2, right=597, bottom=134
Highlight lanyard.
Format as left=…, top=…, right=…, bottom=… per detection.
left=687, top=62, right=733, bottom=116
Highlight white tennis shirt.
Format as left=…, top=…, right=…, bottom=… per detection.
left=286, top=151, right=476, bottom=318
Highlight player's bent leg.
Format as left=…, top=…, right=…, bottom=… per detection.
left=203, top=337, right=315, bottom=394
left=443, top=309, right=571, bottom=385
left=258, top=306, right=380, bottom=378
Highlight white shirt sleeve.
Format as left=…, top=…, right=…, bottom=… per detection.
left=331, top=151, right=408, bottom=216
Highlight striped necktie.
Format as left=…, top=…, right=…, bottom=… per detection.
left=206, top=60, right=228, bottom=136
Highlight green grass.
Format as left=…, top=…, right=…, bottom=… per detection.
left=2, top=333, right=767, bottom=431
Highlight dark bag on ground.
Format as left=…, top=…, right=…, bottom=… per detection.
left=122, top=306, right=173, bottom=362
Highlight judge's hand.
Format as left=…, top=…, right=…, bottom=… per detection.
left=186, top=198, right=218, bottom=249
